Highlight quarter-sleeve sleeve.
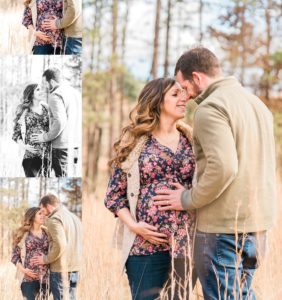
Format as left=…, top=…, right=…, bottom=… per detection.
left=12, top=122, right=23, bottom=142
left=22, top=7, right=33, bottom=28
left=104, top=166, right=129, bottom=216
left=11, top=245, right=22, bottom=266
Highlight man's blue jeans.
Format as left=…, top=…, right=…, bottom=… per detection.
left=63, top=37, right=82, bottom=55
left=50, top=271, right=79, bottom=300
left=194, top=231, right=267, bottom=300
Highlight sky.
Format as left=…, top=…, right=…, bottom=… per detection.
left=84, top=0, right=282, bottom=83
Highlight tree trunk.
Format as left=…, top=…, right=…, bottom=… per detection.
left=119, top=0, right=130, bottom=132
left=151, top=0, right=161, bottom=79
left=108, top=0, right=118, bottom=167
left=264, top=0, right=272, bottom=100
left=164, top=0, right=172, bottom=77
left=199, top=0, right=204, bottom=43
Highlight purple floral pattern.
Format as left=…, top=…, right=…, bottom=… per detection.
left=105, top=133, right=196, bottom=258
left=12, top=105, right=51, bottom=161
left=23, top=0, right=64, bottom=48
left=11, top=230, right=49, bottom=283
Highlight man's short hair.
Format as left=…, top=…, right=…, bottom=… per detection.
left=175, top=46, right=221, bottom=80
left=40, top=193, right=60, bottom=207
left=43, top=68, right=61, bottom=83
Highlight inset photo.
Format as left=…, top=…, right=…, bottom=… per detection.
left=0, top=177, right=82, bottom=300
left=0, top=0, right=82, bottom=55
left=0, top=55, right=82, bottom=177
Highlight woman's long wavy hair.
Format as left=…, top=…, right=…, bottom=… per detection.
left=109, top=78, right=176, bottom=167
left=13, top=83, right=38, bottom=131
left=13, top=207, right=40, bottom=247
left=23, top=0, right=31, bottom=6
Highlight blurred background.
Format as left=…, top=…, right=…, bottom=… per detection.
left=0, top=1, right=30, bottom=54
left=82, top=1, right=282, bottom=299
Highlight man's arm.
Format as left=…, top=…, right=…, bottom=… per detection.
left=43, top=218, right=67, bottom=264
left=181, top=104, right=238, bottom=210
left=56, top=0, right=82, bottom=29
left=43, top=94, right=67, bottom=142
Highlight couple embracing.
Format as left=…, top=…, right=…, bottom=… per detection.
left=12, top=193, right=82, bottom=300
left=105, top=47, right=276, bottom=300
left=12, top=67, right=81, bottom=177
left=23, top=0, right=82, bottom=55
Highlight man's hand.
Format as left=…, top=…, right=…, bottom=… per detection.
left=30, top=255, right=45, bottom=266
left=153, top=182, right=186, bottom=211
left=131, top=222, right=169, bottom=245
left=42, top=18, right=58, bottom=31
left=30, top=132, right=45, bottom=143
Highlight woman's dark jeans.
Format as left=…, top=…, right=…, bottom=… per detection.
left=32, top=45, right=61, bottom=55
left=22, top=157, right=50, bottom=177
left=21, top=281, right=48, bottom=300
left=126, top=252, right=195, bottom=300
left=126, top=252, right=171, bottom=300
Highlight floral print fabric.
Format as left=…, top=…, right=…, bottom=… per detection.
left=105, top=132, right=196, bottom=258
left=11, top=230, right=49, bottom=283
left=23, top=0, right=64, bottom=48
left=12, top=104, right=51, bottom=161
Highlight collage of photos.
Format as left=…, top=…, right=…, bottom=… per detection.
left=0, top=1, right=282, bottom=300
left=0, top=0, right=84, bottom=300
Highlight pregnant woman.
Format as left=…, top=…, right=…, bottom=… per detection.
left=12, top=207, right=49, bottom=300
left=13, top=83, right=51, bottom=177
left=105, top=78, right=196, bottom=300
left=23, top=0, right=64, bottom=55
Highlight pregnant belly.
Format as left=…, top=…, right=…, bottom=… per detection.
left=137, top=183, right=182, bottom=237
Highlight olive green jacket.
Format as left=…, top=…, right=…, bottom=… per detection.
left=43, top=205, right=82, bottom=272
left=55, top=0, right=82, bottom=38
left=181, top=76, right=277, bottom=233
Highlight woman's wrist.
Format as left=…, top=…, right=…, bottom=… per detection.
left=128, top=222, right=138, bottom=233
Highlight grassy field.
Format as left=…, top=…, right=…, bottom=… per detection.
left=0, top=6, right=30, bottom=55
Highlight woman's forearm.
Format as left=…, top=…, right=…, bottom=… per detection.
left=16, top=262, right=26, bottom=273
left=116, top=208, right=138, bottom=233
left=27, top=25, right=35, bottom=35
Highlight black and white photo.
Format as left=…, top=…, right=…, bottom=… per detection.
left=0, top=55, right=82, bottom=177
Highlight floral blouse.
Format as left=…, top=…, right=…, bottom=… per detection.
left=105, top=132, right=196, bottom=258
left=23, top=0, right=64, bottom=48
left=12, top=105, right=51, bottom=161
left=11, top=230, right=49, bottom=283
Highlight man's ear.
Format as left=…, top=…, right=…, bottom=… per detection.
left=192, top=72, right=201, bottom=85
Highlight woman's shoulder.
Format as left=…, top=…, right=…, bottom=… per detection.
left=41, top=225, right=48, bottom=234
left=121, top=134, right=148, bottom=171
left=177, top=120, right=193, bottom=143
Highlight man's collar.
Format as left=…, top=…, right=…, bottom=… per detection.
left=48, top=205, right=61, bottom=218
left=194, top=76, right=239, bottom=105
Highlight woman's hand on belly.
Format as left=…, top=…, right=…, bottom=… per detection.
left=35, top=31, right=52, bottom=43
left=24, top=144, right=40, bottom=155
left=131, top=221, right=169, bottom=245
left=24, top=268, right=39, bottom=280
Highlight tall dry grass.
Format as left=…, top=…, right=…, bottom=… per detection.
left=79, top=157, right=282, bottom=300
left=0, top=6, right=30, bottom=55
left=1, top=177, right=281, bottom=299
